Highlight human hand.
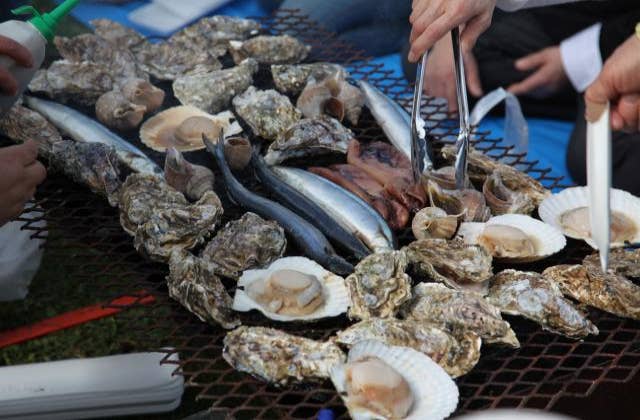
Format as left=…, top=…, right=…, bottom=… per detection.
left=409, top=0, right=497, bottom=63
left=507, top=46, right=568, bottom=99
left=423, top=35, right=483, bottom=113
left=0, top=35, right=34, bottom=96
left=0, top=141, right=47, bottom=227
left=585, top=35, right=640, bottom=132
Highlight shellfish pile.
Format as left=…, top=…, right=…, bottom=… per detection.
left=3, top=14, right=640, bottom=420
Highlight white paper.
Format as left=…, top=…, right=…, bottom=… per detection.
left=128, top=0, right=232, bottom=34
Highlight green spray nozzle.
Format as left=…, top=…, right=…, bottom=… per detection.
left=12, top=0, right=81, bottom=41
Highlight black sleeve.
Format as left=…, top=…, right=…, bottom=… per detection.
left=599, top=7, right=640, bottom=59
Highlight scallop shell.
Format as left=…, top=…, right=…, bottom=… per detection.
left=538, top=186, right=640, bottom=248
left=330, top=340, right=459, bottom=420
left=233, top=256, right=350, bottom=321
left=456, top=214, right=566, bottom=263
left=139, top=106, right=242, bottom=152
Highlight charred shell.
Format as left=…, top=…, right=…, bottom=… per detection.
left=271, top=63, right=347, bottom=95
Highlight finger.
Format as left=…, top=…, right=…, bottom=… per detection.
left=0, top=67, right=18, bottom=96
left=24, top=160, right=47, bottom=186
left=2, top=140, right=38, bottom=166
left=616, top=95, right=640, bottom=133
left=460, top=11, right=492, bottom=53
left=0, top=36, right=33, bottom=68
left=409, top=14, right=454, bottom=62
left=611, top=109, right=625, bottom=131
left=585, top=70, right=616, bottom=122
left=507, top=69, right=548, bottom=96
left=410, top=1, right=445, bottom=44
left=464, top=51, right=483, bottom=97
left=410, top=0, right=436, bottom=23
left=515, top=50, right=547, bottom=71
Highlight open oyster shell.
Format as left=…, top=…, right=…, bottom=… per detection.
left=426, top=180, right=491, bottom=223
left=223, top=326, right=345, bottom=386
left=264, top=116, right=352, bottom=165
left=271, top=63, right=346, bottom=95
left=333, top=318, right=481, bottom=378
left=167, top=249, right=240, bottom=329
left=402, top=283, right=520, bottom=348
left=173, top=58, right=258, bottom=114
left=232, top=86, right=302, bottom=141
left=403, top=238, right=493, bottom=295
left=543, top=264, right=640, bottom=321
left=201, top=212, right=286, bottom=279
left=0, top=103, right=64, bottom=158
left=346, top=251, right=412, bottom=320
left=583, top=248, right=640, bottom=278
left=229, top=35, right=310, bottom=65
left=483, top=170, right=536, bottom=216
left=233, top=256, right=349, bottom=321
left=412, top=207, right=459, bottom=240
left=488, top=270, right=598, bottom=338
left=330, top=340, right=459, bottom=420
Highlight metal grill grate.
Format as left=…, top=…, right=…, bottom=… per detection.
left=4, top=9, right=640, bottom=419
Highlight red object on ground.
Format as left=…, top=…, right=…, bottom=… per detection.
left=0, top=292, right=155, bottom=349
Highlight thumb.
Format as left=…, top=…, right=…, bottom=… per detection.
left=585, top=75, right=614, bottom=122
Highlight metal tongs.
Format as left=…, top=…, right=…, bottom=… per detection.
left=451, top=27, right=471, bottom=190
left=410, top=52, right=433, bottom=182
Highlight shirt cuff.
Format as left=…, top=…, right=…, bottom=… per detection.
left=560, top=23, right=603, bottom=92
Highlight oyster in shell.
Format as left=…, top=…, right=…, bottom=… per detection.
left=271, top=63, right=346, bottom=95
left=483, top=170, right=536, bottom=215
left=488, top=270, right=598, bottom=338
left=95, top=90, right=146, bottom=131
left=402, top=283, right=520, bottom=348
left=412, top=207, right=459, bottom=240
left=223, top=326, right=345, bottom=386
left=543, top=264, right=640, bottom=320
left=264, top=116, right=352, bottom=165
left=334, top=318, right=481, bottom=378
left=91, top=18, right=146, bottom=50
left=426, top=180, right=490, bottom=222
left=167, top=249, right=240, bottom=329
left=201, top=212, right=286, bottom=279
left=232, top=86, right=302, bottom=141
left=423, top=166, right=469, bottom=190
left=134, top=190, right=222, bottom=262
left=583, top=248, right=640, bottom=278
left=233, top=256, right=350, bottom=321
left=50, top=141, right=122, bottom=207
left=229, top=35, right=310, bottom=65
left=28, top=60, right=114, bottom=106
left=173, top=58, right=258, bottom=114
left=164, top=148, right=215, bottom=201
left=441, top=145, right=549, bottom=205
left=403, top=238, right=493, bottom=295
left=134, top=41, right=222, bottom=81
left=346, top=251, right=412, bottom=320
left=0, top=103, right=64, bottom=158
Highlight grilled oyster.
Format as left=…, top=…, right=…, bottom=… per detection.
left=403, top=238, right=493, bottom=295
left=334, top=318, right=481, bottom=378
left=95, top=90, right=146, bottom=131
left=223, top=326, right=345, bottom=386
left=233, top=256, right=349, bottom=321
left=91, top=18, right=146, bottom=50
left=28, top=60, right=113, bottom=106
left=201, top=212, right=286, bottom=279
left=120, top=78, right=165, bottom=113
left=583, top=248, right=640, bottom=278
left=402, top=283, right=520, bottom=348
left=264, top=116, right=352, bottom=165
left=423, top=166, right=466, bottom=190
left=134, top=41, right=223, bottom=81
left=426, top=180, right=491, bottom=222
left=164, top=148, right=215, bottom=201
left=229, top=35, right=310, bottom=65
left=0, top=103, right=64, bottom=158
left=232, top=86, right=301, bottom=141
left=330, top=340, right=459, bottom=420
left=483, top=170, right=536, bottom=215
left=543, top=264, right=640, bottom=320
left=167, top=249, right=240, bottom=329
left=346, top=251, right=412, bottom=320
left=441, top=145, right=549, bottom=205
left=271, top=63, right=346, bottom=95
left=412, top=207, right=459, bottom=240
left=173, top=58, right=258, bottom=114
left=488, top=270, right=598, bottom=338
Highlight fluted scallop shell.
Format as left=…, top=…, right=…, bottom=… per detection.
left=538, top=186, right=640, bottom=248
left=233, top=256, right=350, bottom=321
left=330, top=340, right=459, bottom=420
left=456, top=214, right=566, bottom=263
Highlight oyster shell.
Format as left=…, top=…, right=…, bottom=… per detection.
left=0, top=103, right=64, bottom=158
left=95, top=90, right=146, bottom=131
left=334, top=318, right=481, bottom=378
left=164, top=148, right=215, bottom=201
left=483, top=170, right=536, bottom=215
left=233, top=256, right=349, bottom=321
left=426, top=180, right=491, bottom=222
left=403, top=238, right=493, bottom=295
left=139, top=106, right=242, bottom=152
left=583, top=248, right=640, bottom=278
left=264, top=116, right=352, bottom=165
left=543, top=264, right=640, bottom=320
left=330, top=340, right=459, bottom=420
left=271, top=63, right=346, bottom=95
left=412, top=207, right=459, bottom=240
left=49, top=141, right=122, bottom=207
left=441, top=145, right=549, bottom=205
left=223, top=326, right=345, bottom=386
left=167, top=249, right=240, bottom=329
left=229, top=35, right=310, bottom=65
left=133, top=41, right=223, bottom=81
left=120, top=78, right=165, bottom=113
left=346, top=251, right=412, bottom=320
left=28, top=60, right=114, bottom=106
left=423, top=166, right=468, bottom=190
left=402, top=283, right=520, bottom=348
left=488, top=270, right=598, bottom=338
left=91, top=18, right=146, bottom=50
left=173, top=58, right=258, bottom=114
left=232, top=86, right=302, bottom=141
left=201, top=212, right=286, bottom=279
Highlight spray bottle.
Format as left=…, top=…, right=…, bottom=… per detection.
left=0, top=0, right=80, bottom=114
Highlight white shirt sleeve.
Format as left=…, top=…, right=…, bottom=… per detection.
left=559, top=23, right=603, bottom=92
left=496, top=0, right=583, bottom=12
